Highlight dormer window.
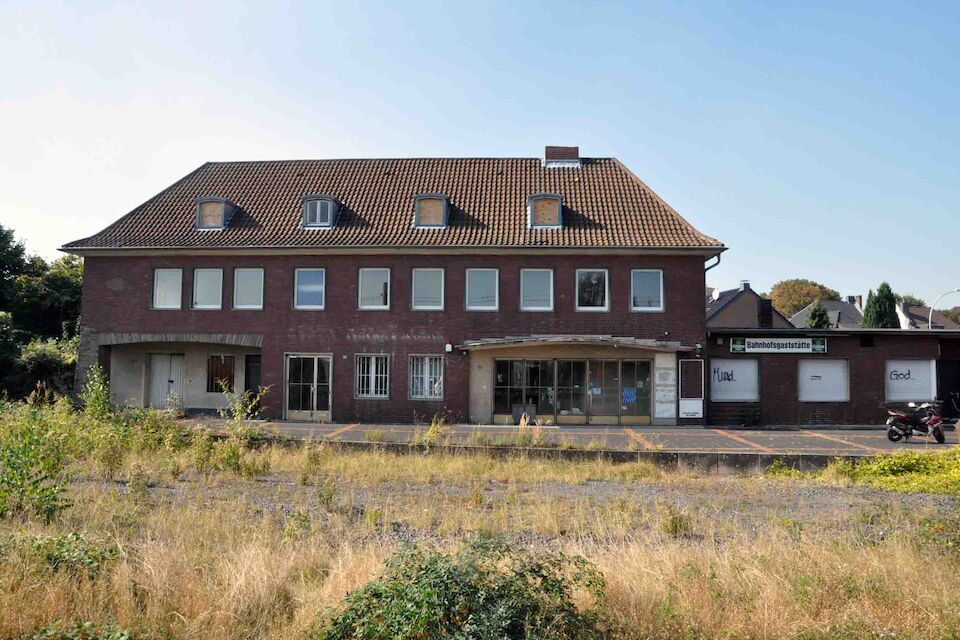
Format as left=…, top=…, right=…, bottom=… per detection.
left=413, top=194, right=449, bottom=228
left=527, top=194, right=562, bottom=229
left=195, top=196, right=233, bottom=231
left=302, top=196, right=339, bottom=229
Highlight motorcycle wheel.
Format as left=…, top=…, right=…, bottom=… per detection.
left=934, top=428, right=946, bottom=444
left=887, top=427, right=904, bottom=442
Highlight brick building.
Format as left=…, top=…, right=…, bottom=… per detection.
left=62, top=147, right=724, bottom=425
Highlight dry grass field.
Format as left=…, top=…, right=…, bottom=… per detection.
left=2, top=396, right=960, bottom=639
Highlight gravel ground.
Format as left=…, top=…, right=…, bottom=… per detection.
left=89, top=470, right=960, bottom=545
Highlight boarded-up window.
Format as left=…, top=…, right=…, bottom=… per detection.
left=207, top=355, right=235, bottom=392
left=530, top=197, right=560, bottom=227
left=710, top=358, right=759, bottom=402
left=416, top=198, right=446, bottom=226
left=198, top=201, right=225, bottom=228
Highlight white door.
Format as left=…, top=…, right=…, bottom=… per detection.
left=148, top=354, right=185, bottom=409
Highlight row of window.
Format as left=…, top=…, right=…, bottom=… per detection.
left=711, top=358, right=937, bottom=403
left=152, top=267, right=665, bottom=312
left=196, top=193, right=566, bottom=232
left=208, top=353, right=444, bottom=400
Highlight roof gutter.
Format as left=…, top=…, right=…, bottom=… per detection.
left=60, top=244, right=728, bottom=257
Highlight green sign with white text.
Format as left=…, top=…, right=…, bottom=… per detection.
left=730, top=337, right=827, bottom=354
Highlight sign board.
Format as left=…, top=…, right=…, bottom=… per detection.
left=885, top=359, right=936, bottom=402
left=730, top=337, right=827, bottom=354
left=710, top=358, right=759, bottom=402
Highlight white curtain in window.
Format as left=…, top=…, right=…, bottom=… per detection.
left=234, top=268, right=264, bottom=308
left=193, top=269, right=222, bottom=308
left=410, top=356, right=443, bottom=399
left=153, top=269, right=182, bottom=309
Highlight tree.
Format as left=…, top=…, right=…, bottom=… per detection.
left=769, top=279, right=840, bottom=317
left=0, top=224, right=26, bottom=311
left=897, top=293, right=926, bottom=307
left=805, top=300, right=832, bottom=328
left=11, top=255, right=83, bottom=339
left=945, top=307, right=960, bottom=325
left=862, top=282, right=899, bottom=328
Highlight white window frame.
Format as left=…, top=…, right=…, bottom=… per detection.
left=233, top=268, right=264, bottom=310
left=411, top=268, right=445, bottom=311
left=357, top=268, right=391, bottom=310
left=630, top=269, right=665, bottom=312
left=575, top=268, right=610, bottom=312
left=465, top=268, right=499, bottom=311
left=152, top=268, right=183, bottom=310
left=303, top=198, right=336, bottom=228
left=294, top=268, right=326, bottom=310
left=191, top=268, right=223, bottom=310
left=355, top=353, right=390, bottom=399
left=527, top=194, right=563, bottom=229
left=409, top=354, right=444, bottom=400
left=798, top=358, right=850, bottom=403
left=520, top=268, right=554, bottom=312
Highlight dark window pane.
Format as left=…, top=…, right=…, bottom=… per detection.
left=494, top=388, right=510, bottom=413
left=510, top=361, right=524, bottom=387
left=577, top=270, right=607, bottom=308
left=495, top=360, right=510, bottom=386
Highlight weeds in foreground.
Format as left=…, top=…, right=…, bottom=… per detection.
left=314, top=535, right=606, bottom=640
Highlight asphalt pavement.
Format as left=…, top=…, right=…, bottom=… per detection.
left=220, top=421, right=957, bottom=457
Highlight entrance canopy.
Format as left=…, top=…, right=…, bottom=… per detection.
left=457, top=334, right=692, bottom=352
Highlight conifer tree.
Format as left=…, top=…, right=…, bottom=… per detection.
left=862, top=282, right=899, bottom=328
left=805, top=299, right=832, bottom=329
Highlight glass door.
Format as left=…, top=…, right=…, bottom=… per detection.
left=556, top=360, right=588, bottom=425
left=587, top=360, right=620, bottom=425
left=621, top=360, right=652, bottom=425
left=285, top=355, right=332, bottom=421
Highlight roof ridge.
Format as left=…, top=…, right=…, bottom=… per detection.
left=202, top=156, right=615, bottom=165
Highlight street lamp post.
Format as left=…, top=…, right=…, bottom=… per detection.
left=928, top=288, right=960, bottom=329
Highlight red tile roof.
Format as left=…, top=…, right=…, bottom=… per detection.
left=62, top=157, right=724, bottom=252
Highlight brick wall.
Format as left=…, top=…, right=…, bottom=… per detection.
left=80, top=253, right=708, bottom=421
left=705, top=333, right=945, bottom=425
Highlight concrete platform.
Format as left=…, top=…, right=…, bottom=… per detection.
left=200, top=419, right=957, bottom=457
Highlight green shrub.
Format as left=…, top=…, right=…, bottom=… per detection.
left=315, top=535, right=606, bottom=640
left=0, top=532, right=118, bottom=578
left=80, top=363, right=111, bottom=421
left=190, top=429, right=216, bottom=477
left=20, top=621, right=131, bottom=640
left=0, top=407, right=71, bottom=521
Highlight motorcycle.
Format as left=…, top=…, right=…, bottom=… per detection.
left=886, top=401, right=946, bottom=444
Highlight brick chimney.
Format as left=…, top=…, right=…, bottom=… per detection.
left=543, top=146, right=581, bottom=168
left=739, top=280, right=751, bottom=292
left=847, top=295, right=863, bottom=310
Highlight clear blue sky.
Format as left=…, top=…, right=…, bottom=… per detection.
left=2, top=1, right=958, bottom=307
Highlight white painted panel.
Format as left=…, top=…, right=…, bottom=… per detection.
left=798, top=359, right=848, bottom=402
left=885, top=359, right=936, bottom=402
left=710, top=358, right=759, bottom=402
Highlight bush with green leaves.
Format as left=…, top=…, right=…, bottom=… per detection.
left=0, top=406, right=71, bottom=521
left=80, top=363, right=111, bottom=421
left=315, top=535, right=607, bottom=640
left=0, top=532, right=118, bottom=578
